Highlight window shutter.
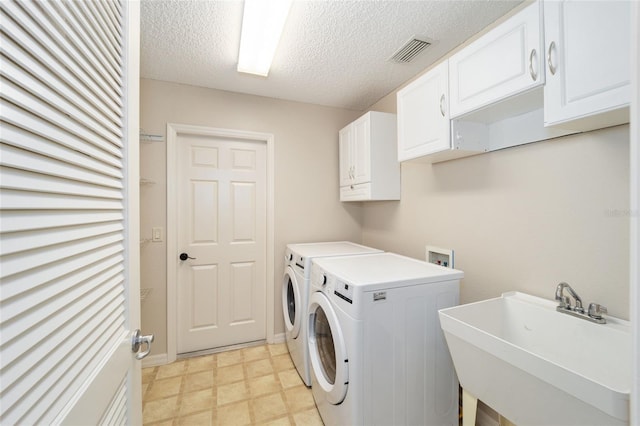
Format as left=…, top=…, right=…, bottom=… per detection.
left=0, top=0, right=128, bottom=424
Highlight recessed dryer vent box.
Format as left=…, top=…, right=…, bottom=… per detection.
left=426, top=246, right=454, bottom=268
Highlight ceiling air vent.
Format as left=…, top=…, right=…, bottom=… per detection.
left=388, top=36, right=432, bottom=64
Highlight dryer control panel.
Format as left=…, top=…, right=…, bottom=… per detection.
left=334, top=281, right=354, bottom=304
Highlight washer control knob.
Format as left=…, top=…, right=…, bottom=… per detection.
left=321, top=275, right=327, bottom=286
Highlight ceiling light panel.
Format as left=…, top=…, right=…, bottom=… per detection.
left=237, top=0, right=293, bottom=76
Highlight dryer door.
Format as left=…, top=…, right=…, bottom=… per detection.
left=282, top=266, right=301, bottom=338
left=308, top=291, right=348, bottom=405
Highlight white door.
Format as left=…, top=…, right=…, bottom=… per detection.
left=0, top=0, right=144, bottom=424
left=176, top=132, right=267, bottom=354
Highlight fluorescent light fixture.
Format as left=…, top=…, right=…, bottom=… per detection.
left=237, top=0, right=293, bottom=76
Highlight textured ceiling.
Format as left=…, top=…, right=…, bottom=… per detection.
left=141, top=0, right=523, bottom=111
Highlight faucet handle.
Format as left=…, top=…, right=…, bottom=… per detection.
left=588, top=303, right=607, bottom=320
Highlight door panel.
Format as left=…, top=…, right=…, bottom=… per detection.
left=192, top=265, right=219, bottom=328
left=231, top=182, right=256, bottom=241
left=177, top=135, right=267, bottom=353
left=0, top=0, right=142, bottom=424
left=230, top=261, right=256, bottom=322
left=192, top=180, right=219, bottom=242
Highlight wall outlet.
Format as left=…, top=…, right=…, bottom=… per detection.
left=152, top=227, right=163, bottom=242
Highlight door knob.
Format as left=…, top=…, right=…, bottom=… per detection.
left=179, top=252, right=196, bottom=261
left=131, top=329, right=154, bottom=360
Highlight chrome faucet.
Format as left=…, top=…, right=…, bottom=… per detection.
left=555, top=282, right=584, bottom=313
left=554, top=282, right=607, bottom=324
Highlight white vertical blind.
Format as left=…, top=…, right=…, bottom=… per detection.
left=0, top=0, right=128, bottom=424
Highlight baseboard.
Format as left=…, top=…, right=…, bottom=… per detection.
left=268, top=333, right=285, bottom=344
left=148, top=335, right=286, bottom=367
left=477, top=404, right=500, bottom=426
left=142, top=353, right=168, bottom=368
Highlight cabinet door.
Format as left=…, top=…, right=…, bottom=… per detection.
left=448, top=1, right=542, bottom=118
left=543, top=0, right=630, bottom=127
left=397, top=61, right=450, bottom=161
left=338, top=125, right=353, bottom=187
left=352, top=114, right=371, bottom=184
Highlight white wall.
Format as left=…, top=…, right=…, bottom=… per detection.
left=139, top=79, right=363, bottom=355
left=361, top=124, right=630, bottom=318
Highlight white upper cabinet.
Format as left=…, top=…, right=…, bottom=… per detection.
left=448, top=1, right=543, bottom=118
left=397, top=61, right=488, bottom=163
left=397, top=61, right=450, bottom=161
left=339, top=112, right=400, bottom=201
left=394, top=0, right=630, bottom=164
left=543, top=0, right=630, bottom=129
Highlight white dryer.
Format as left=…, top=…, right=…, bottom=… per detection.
left=308, top=252, right=463, bottom=426
left=282, top=242, right=382, bottom=386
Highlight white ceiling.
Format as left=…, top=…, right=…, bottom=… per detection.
left=140, top=0, right=523, bottom=111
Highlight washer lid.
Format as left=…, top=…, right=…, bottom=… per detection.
left=287, top=241, right=381, bottom=258
left=313, top=252, right=463, bottom=289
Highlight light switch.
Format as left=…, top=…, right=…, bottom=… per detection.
left=152, top=227, right=163, bottom=242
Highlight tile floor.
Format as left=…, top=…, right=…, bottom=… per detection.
left=142, top=343, right=323, bottom=425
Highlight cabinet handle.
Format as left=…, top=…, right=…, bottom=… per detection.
left=439, top=94, right=445, bottom=117
left=529, top=48, right=538, bottom=81
left=547, top=41, right=557, bottom=76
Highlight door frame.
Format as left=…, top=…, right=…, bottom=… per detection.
left=630, top=1, right=639, bottom=423
left=166, top=123, right=275, bottom=363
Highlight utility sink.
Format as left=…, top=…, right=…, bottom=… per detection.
left=439, top=292, right=631, bottom=426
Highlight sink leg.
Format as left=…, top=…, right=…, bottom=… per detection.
left=462, top=388, right=478, bottom=426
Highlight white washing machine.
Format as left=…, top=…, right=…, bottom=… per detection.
left=282, top=242, right=382, bottom=386
left=308, top=252, right=463, bottom=426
